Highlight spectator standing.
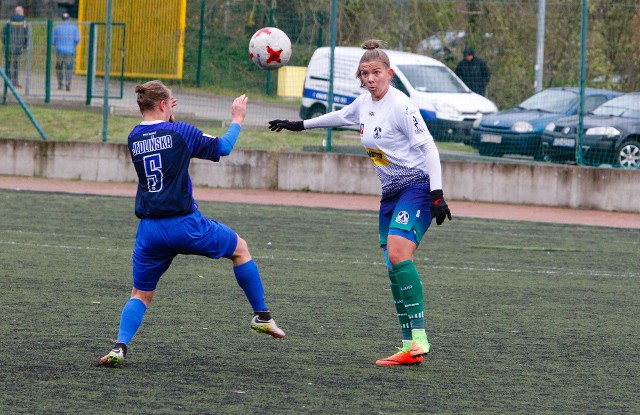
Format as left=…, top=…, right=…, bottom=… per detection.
left=52, top=12, right=80, bottom=91
left=2, top=6, right=28, bottom=88
left=454, top=46, right=490, bottom=96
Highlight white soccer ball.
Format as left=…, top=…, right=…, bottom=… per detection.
left=249, top=27, right=292, bottom=70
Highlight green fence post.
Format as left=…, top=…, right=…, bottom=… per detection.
left=3, top=24, right=9, bottom=104
left=576, top=0, right=588, bottom=166
left=265, top=6, right=274, bottom=96
left=86, top=23, right=95, bottom=106
left=45, top=19, right=52, bottom=104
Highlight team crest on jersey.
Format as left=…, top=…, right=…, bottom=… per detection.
left=412, top=115, right=425, bottom=134
left=359, top=123, right=364, bottom=135
left=365, top=148, right=390, bottom=166
left=373, top=126, right=382, bottom=139
left=395, top=211, right=410, bottom=225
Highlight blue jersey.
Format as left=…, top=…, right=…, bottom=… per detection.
left=128, top=120, right=221, bottom=219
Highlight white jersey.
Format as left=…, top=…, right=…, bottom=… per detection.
left=305, top=86, right=442, bottom=195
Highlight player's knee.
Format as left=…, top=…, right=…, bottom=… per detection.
left=387, top=249, right=407, bottom=266
left=386, top=238, right=415, bottom=265
left=131, top=288, right=155, bottom=307
left=231, top=236, right=252, bottom=263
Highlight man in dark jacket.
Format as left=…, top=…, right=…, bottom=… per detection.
left=454, top=46, right=490, bottom=96
left=2, top=6, right=28, bottom=88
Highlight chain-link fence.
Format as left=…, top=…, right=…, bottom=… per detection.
left=2, top=0, right=639, bottom=168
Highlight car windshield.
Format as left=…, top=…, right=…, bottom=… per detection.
left=397, top=65, right=467, bottom=93
left=518, top=89, right=578, bottom=113
left=592, top=95, right=640, bottom=118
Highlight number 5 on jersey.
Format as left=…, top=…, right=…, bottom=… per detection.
left=143, top=153, right=163, bottom=192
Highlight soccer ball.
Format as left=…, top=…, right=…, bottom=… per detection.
left=249, top=27, right=292, bottom=70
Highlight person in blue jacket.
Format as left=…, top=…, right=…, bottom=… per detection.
left=52, top=12, right=80, bottom=91
left=99, top=80, right=285, bottom=367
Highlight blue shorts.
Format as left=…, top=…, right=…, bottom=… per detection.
left=379, top=184, right=432, bottom=247
left=131, top=210, right=238, bottom=291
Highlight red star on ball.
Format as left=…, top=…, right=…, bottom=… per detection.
left=266, top=45, right=283, bottom=64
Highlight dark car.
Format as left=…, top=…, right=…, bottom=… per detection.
left=469, top=87, right=622, bottom=158
left=541, top=92, right=640, bottom=169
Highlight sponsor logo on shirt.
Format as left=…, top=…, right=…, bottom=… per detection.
left=412, top=115, right=425, bottom=134
left=365, top=148, right=390, bottom=166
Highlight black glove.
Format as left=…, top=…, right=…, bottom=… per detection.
left=430, top=189, right=452, bottom=225
left=268, top=119, right=305, bottom=132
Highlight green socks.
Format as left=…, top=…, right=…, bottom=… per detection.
left=392, top=259, right=425, bottom=330
left=388, top=269, right=413, bottom=341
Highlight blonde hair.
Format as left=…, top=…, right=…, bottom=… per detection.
left=356, top=39, right=391, bottom=86
left=135, top=80, right=171, bottom=113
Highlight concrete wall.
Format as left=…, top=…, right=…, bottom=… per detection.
left=444, top=161, right=638, bottom=212
left=1, top=138, right=638, bottom=212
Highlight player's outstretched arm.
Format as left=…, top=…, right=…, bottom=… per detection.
left=215, top=95, right=248, bottom=157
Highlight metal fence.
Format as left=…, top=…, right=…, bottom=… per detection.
left=1, top=0, right=639, bottom=169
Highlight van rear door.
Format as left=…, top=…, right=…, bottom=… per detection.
left=301, top=48, right=363, bottom=119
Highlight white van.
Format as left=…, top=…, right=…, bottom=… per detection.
left=300, top=46, right=498, bottom=143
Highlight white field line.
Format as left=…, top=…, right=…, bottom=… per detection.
left=2, top=239, right=638, bottom=279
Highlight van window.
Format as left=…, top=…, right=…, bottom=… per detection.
left=391, top=74, right=410, bottom=97
left=397, top=65, right=467, bottom=93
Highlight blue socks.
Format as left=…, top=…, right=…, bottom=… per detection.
left=117, top=298, right=147, bottom=345
left=234, top=260, right=268, bottom=312
left=114, top=261, right=266, bottom=346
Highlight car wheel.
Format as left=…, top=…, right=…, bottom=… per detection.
left=308, top=104, right=326, bottom=119
left=616, top=140, right=640, bottom=169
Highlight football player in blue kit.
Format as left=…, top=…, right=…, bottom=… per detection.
left=268, top=40, right=451, bottom=366
left=99, top=80, right=284, bottom=367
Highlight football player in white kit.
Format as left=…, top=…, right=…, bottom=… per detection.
left=269, top=40, right=452, bottom=366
